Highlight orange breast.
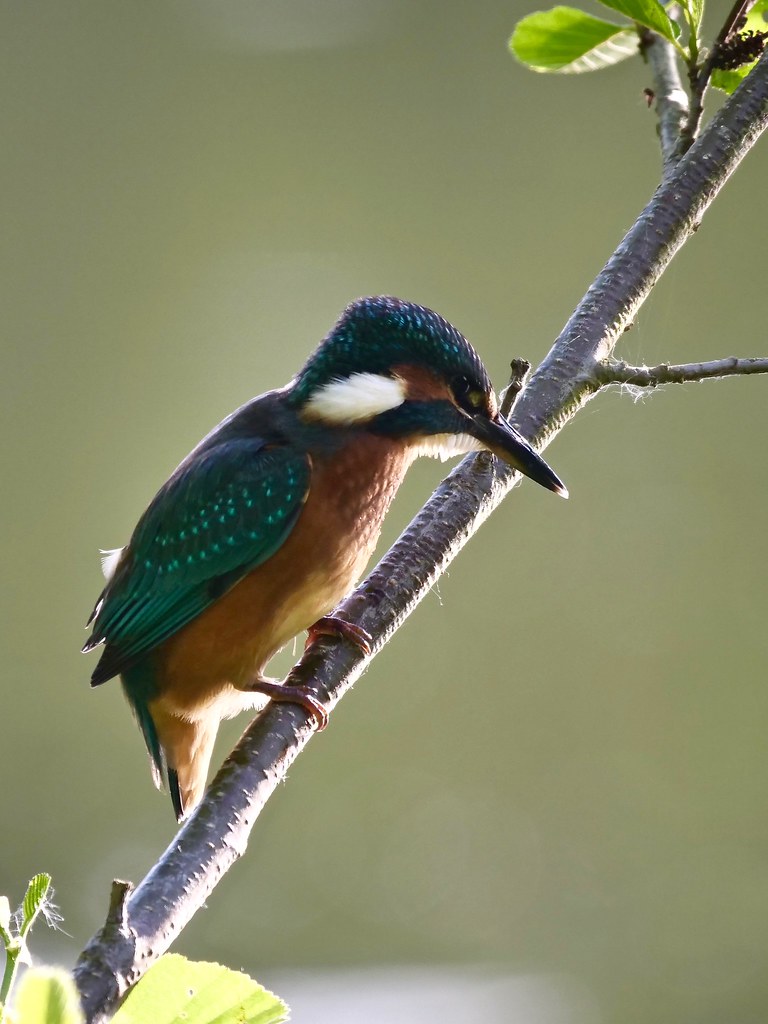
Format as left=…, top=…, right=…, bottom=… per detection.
left=153, top=434, right=413, bottom=718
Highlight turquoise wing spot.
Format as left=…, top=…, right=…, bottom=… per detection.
left=87, top=438, right=311, bottom=685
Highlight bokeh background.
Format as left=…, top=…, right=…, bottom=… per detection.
left=3, top=2, right=767, bottom=1022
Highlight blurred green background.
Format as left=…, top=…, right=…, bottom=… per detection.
left=2, top=2, right=767, bottom=1021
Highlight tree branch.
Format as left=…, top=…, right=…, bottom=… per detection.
left=684, top=0, right=761, bottom=151
left=500, top=358, right=532, bottom=415
left=73, top=51, right=768, bottom=1024
left=597, top=356, right=768, bottom=388
left=639, top=26, right=689, bottom=167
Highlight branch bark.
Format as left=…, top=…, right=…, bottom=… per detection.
left=73, top=51, right=768, bottom=1023
left=640, top=26, right=689, bottom=167
left=597, top=356, right=768, bottom=387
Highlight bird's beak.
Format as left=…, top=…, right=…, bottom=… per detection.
left=468, top=412, right=568, bottom=498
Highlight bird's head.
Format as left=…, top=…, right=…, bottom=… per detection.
left=289, top=296, right=567, bottom=497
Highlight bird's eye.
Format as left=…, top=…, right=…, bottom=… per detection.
left=452, top=375, right=486, bottom=413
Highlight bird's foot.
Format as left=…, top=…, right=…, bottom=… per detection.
left=245, top=678, right=329, bottom=731
left=306, top=615, right=373, bottom=657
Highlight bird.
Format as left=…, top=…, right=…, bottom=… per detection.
left=83, top=296, right=567, bottom=821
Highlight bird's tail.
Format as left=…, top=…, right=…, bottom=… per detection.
left=148, top=705, right=218, bottom=822
left=121, top=664, right=217, bottom=822
left=121, top=664, right=165, bottom=790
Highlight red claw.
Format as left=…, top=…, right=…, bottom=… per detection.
left=306, top=615, right=373, bottom=657
left=245, top=679, right=329, bottom=731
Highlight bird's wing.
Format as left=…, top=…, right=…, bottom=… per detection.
left=84, top=437, right=311, bottom=684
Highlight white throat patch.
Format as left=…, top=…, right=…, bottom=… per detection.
left=303, top=372, right=406, bottom=425
left=411, top=433, right=484, bottom=462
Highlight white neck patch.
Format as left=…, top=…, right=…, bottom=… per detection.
left=303, top=372, right=406, bottom=425
left=411, top=433, right=484, bottom=462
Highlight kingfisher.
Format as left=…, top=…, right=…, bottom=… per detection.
left=83, top=296, right=567, bottom=821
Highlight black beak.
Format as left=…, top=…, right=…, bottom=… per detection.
left=468, top=412, right=568, bottom=498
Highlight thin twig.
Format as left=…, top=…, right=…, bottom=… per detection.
left=639, top=26, right=689, bottom=167
left=597, top=355, right=768, bottom=387
left=683, top=0, right=760, bottom=152
left=72, top=50, right=768, bottom=1024
left=500, top=359, right=531, bottom=416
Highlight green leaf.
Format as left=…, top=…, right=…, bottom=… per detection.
left=711, top=62, right=757, bottom=93
left=20, top=875, right=52, bottom=938
left=597, top=0, right=681, bottom=41
left=711, top=0, right=768, bottom=93
left=680, top=0, right=704, bottom=36
left=510, top=7, right=639, bottom=73
left=13, top=968, right=84, bottom=1024
left=113, top=954, right=289, bottom=1024
left=743, top=0, right=768, bottom=28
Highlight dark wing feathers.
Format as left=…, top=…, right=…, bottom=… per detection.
left=86, top=438, right=311, bottom=684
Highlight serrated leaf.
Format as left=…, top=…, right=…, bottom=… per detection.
left=597, top=0, right=681, bottom=41
left=510, top=7, right=639, bottom=73
left=113, top=954, right=289, bottom=1024
left=13, top=968, right=84, bottom=1024
left=20, top=875, right=52, bottom=938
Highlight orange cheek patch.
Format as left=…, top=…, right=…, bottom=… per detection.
left=392, top=364, right=453, bottom=403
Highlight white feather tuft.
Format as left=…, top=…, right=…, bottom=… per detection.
left=100, top=547, right=125, bottom=581
left=411, top=433, right=484, bottom=462
left=303, top=372, right=406, bottom=424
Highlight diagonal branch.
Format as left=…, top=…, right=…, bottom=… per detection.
left=597, top=355, right=768, bottom=387
left=73, top=51, right=768, bottom=1024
